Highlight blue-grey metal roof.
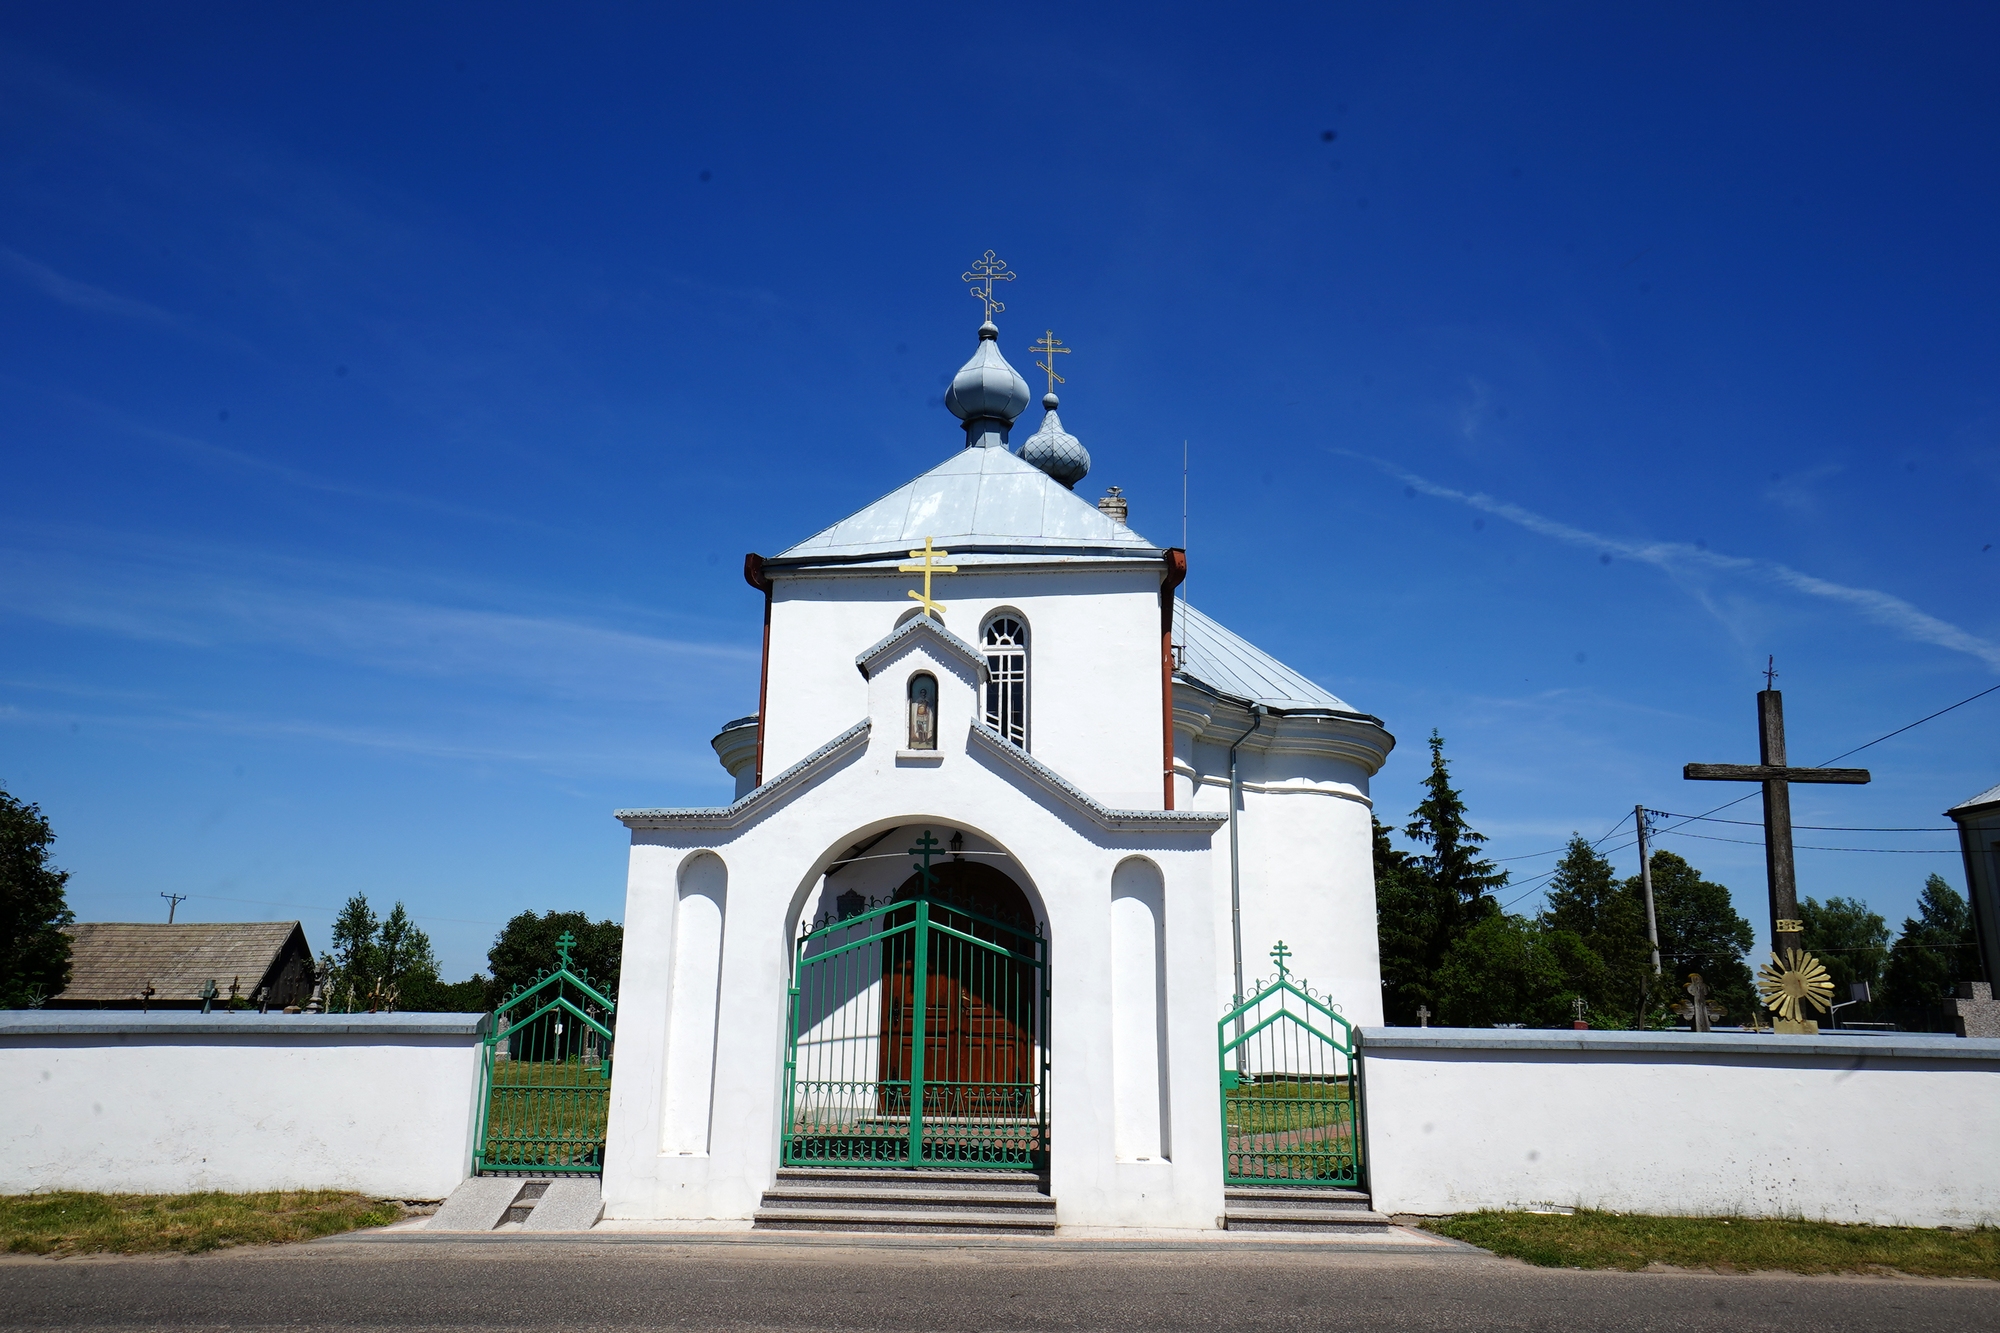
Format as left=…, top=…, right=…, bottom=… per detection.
left=1949, top=783, right=2000, bottom=815
left=774, top=446, right=1158, bottom=564
left=1173, top=600, right=1361, bottom=715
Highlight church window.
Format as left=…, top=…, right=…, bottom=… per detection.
left=907, top=672, right=938, bottom=750
left=981, top=615, right=1029, bottom=748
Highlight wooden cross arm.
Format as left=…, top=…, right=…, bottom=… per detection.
left=1682, top=763, right=1871, bottom=784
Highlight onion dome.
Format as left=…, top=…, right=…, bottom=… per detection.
left=1019, top=391, right=1090, bottom=489
left=945, top=321, right=1032, bottom=449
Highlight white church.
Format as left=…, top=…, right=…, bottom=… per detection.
left=602, top=277, right=1396, bottom=1232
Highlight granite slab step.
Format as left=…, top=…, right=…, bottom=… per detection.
left=752, top=1206, right=1057, bottom=1235
left=772, top=1166, right=1050, bottom=1195
left=759, top=1185, right=1054, bottom=1215
left=1223, top=1205, right=1394, bottom=1232
left=1224, top=1186, right=1375, bottom=1212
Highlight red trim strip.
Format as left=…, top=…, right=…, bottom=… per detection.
left=1159, top=548, right=1188, bottom=810
left=745, top=553, right=774, bottom=786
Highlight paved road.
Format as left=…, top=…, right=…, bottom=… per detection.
left=2, top=1233, right=1994, bottom=1331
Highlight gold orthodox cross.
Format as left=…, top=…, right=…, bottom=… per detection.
left=962, top=250, right=1015, bottom=321
left=1029, top=329, right=1069, bottom=395
left=899, top=536, right=957, bottom=620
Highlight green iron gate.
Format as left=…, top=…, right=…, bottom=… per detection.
left=473, top=931, right=616, bottom=1175
left=1219, top=941, right=1364, bottom=1187
left=783, top=831, right=1049, bottom=1170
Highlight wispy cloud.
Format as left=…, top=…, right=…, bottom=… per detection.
left=1343, top=452, right=2000, bottom=673
left=0, top=539, right=757, bottom=705
left=0, top=244, right=180, bottom=327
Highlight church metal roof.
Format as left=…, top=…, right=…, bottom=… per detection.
left=1948, top=783, right=2000, bottom=816
left=772, top=445, right=1158, bottom=565
left=1173, top=600, right=1364, bottom=716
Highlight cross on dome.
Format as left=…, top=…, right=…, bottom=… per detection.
left=1029, top=329, right=1070, bottom=398
left=962, top=250, right=1015, bottom=322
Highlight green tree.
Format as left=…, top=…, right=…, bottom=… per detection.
left=1372, top=815, right=1436, bottom=1024
left=1431, top=912, right=1609, bottom=1028
left=1403, top=731, right=1508, bottom=921
left=1541, top=835, right=1655, bottom=1025
left=1, top=788, right=74, bottom=1009
left=321, top=894, right=473, bottom=1012
left=1633, top=851, right=1755, bottom=1023
left=488, top=909, right=623, bottom=1001
left=1881, top=875, right=1977, bottom=1031
left=1798, top=895, right=1890, bottom=1022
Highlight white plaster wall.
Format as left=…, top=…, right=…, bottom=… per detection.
left=1110, top=858, right=1170, bottom=1162
left=1181, top=714, right=1386, bottom=1027
left=1, top=1023, right=484, bottom=1198
left=1364, top=1031, right=2000, bottom=1227
left=761, top=564, right=1166, bottom=810
left=604, top=632, right=1228, bottom=1230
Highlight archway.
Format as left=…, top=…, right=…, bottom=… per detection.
left=783, top=841, right=1048, bottom=1171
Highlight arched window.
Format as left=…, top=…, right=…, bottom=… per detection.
left=907, top=672, right=938, bottom=750
left=981, top=615, right=1028, bottom=748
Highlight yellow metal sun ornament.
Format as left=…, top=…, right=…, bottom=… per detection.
left=1757, top=948, right=1834, bottom=1024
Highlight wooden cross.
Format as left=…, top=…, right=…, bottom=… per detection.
left=1029, top=329, right=1069, bottom=396
left=1684, top=679, right=1869, bottom=950
left=899, top=537, right=957, bottom=620
left=556, top=930, right=577, bottom=971
left=1269, top=940, right=1293, bottom=978
left=1416, top=1004, right=1430, bottom=1028
left=961, top=250, right=1015, bottom=321
left=909, top=830, right=943, bottom=893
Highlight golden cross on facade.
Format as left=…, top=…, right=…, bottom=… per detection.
left=1029, top=329, right=1069, bottom=395
left=899, top=536, right=957, bottom=620
left=961, top=250, right=1015, bottom=321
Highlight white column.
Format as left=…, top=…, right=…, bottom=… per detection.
left=661, top=852, right=727, bottom=1155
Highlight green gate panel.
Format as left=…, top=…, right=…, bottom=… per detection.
left=1219, top=941, right=1365, bottom=1188
left=473, top=933, right=616, bottom=1176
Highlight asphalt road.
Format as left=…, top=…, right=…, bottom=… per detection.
left=3, top=1234, right=1995, bottom=1332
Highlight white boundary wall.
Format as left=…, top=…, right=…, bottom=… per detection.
left=1362, top=1028, right=2000, bottom=1228
left=2, top=1012, right=488, bottom=1199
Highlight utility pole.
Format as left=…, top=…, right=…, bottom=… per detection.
left=160, top=892, right=187, bottom=925
left=1634, top=806, right=1660, bottom=977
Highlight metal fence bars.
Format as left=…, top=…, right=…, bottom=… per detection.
left=784, top=887, right=1049, bottom=1169
left=473, top=936, right=616, bottom=1175
left=1219, top=944, right=1363, bottom=1187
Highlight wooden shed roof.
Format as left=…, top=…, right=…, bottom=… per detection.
left=59, top=922, right=310, bottom=1003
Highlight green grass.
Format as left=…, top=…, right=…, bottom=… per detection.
left=480, top=1058, right=611, bottom=1168
left=1427, top=1209, right=2000, bottom=1278
left=0, top=1191, right=403, bottom=1257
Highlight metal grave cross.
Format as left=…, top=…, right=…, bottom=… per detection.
left=909, top=830, right=944, bottom=894
left=1029, top=329, right=1070, bottom=396
left=1683, top=675, right=1869, bottom=952
left=961, top=250, right=1015, bottom=322
left=899, top=536, right=957, bottom=620
left=555, top=930, right=577, bottom=971
left=1269, top=940, right=1293, bottom=979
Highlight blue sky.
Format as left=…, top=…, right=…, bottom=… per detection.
left=3, top=4, right=1994, bottom=981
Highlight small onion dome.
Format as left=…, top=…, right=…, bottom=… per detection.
left=944, top=321, right=1031, bottom=440
left=1020, top=391, right=1091, bottom=489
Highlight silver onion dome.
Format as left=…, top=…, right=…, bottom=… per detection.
left=1019, top=391, right=1090, bottom=489
left=945, top=321, right=1032, bottom=449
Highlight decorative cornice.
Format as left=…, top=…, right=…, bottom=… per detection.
left=1172, top=681, right=1394, bottom=777
left=967, top=722, right=1227, bottom=834
left=618, top=720, right=871, bottom=830
left=855, top=616, right=989, bottom=682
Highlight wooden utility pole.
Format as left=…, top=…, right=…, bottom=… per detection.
left=1683, top=666, right=1869, bottom=955
left=1635, top=805, right=1661, bottom=977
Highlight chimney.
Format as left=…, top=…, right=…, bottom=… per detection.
left=1096, top=485, right=1128, bottom=525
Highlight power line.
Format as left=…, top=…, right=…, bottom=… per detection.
left=1649, top=812, right=1953, bottom=832
left=1659, top=829, right=1957, bottom=854
left=1816, top=680, right=2000, bottom=767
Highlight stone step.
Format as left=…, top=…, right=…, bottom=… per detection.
left=760, top=1185, right=1055, bottom=1215
left=752, top=1206, right=1057, bottom=1235
left=1224, top=1186, right=1375, bottom=1212
left=773, top=1166, right=1050, bottom=1196
left=1223, top=1205, right=1395, bottom=1233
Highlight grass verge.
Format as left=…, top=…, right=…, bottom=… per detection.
left=1424, top=1209, right=2000, bottom=1278
left=1, top=1191, right=403, bottom=1257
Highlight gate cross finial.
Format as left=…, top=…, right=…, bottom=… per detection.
left=909, top=830, right=943, bottom=893
left=555, top=930, right=577, bottom=970
left=1270, top=940, right=1292, bottom=978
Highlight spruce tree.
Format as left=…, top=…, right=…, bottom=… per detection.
left=1542, top=834, right=1652, bottom=1024
left=1881, top=875, right=1976, bottom=1031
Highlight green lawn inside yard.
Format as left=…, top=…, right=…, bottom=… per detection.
left=0, top=1191, right=402, bottom=1257
left=1426, top=1209, right=2000, bottom=1279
